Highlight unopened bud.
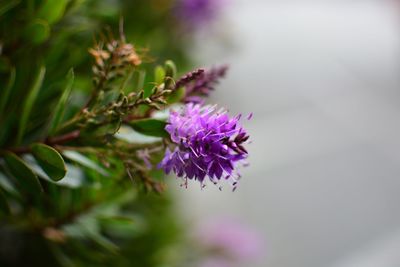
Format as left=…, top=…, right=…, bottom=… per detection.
left=164, top=60, right=177, bottom=79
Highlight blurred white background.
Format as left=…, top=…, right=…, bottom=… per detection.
left=173, top=1, right=400, bottom=266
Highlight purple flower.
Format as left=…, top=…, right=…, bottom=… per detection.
left=197, top=218, right=264, bottom=261
left=158, top=104, right=250, bottom=188
left=175, top=0, right=225, bottom=29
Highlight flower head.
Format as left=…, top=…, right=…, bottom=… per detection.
left=158, top=104, right=250, bottom=189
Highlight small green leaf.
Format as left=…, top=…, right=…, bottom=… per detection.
left=154, top=65, right=165, bottom=84
left=17, top=66, right=46, bottom=145
left=164, top=60, right=177, bottom=79
left=129, top=119, right=168, bottom=138
left=164, top=60, right=177, bottom=89
left=49, top=69, right=74, bottom=135
left=3, top=152, right=43, bottom=193
left=31, top=143, right=66, bottom=181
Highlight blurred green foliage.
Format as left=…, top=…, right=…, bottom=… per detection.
left=0, top=1, right=194, bottom=266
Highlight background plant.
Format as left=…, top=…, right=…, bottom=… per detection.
left=0, top=1, right=228, bottom=266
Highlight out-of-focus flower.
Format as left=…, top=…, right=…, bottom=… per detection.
left=136, top=149, right=152, bottom=169
left=197, top=257, right=230, bottom=267
left=158, top=104, right=250, bottom=188
left=175, top=0, right=226, bottom=29
left=197, top=218, right=264, bottom=262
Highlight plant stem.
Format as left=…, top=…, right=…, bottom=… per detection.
left=5, top=130, right=81, bottom=155
left=46, top=130, right=80, bottom=145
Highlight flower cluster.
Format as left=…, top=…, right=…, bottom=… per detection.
left=159, top=104, right=250, bottom=189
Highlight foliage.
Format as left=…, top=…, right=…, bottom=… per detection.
left=0, top=1, right=194, bottom=266
left=0, top=1, right=244, bottom=266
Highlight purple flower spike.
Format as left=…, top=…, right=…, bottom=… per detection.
left=158, top=103, right=250, bottom=189
left=180, top=65, right=229, bottom=104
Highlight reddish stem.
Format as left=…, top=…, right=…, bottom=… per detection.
left=6, top=130, right=81, bottom=155
left=46, top=130, right=80, bottom=145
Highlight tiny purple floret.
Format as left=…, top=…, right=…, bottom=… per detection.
left=159, top=104, right=250, bottom=188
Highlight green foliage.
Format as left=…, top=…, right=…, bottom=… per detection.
left=130, top=119, right=168, bottom=138
left=25, top=19, right=51, bottom=44
left=31, top=143, right=67, bottom=181
left=37, top=0, right=68, bottom=24
left=17, top=66, right=46, bottom=145
left=167, top=86, right=186, bottom=104
left=49, top=69, right=74, bottom=135
left=154, top=65, right=166, bottom=84
left=3, top=152, right=43, bottom=194
left=0, top=1, right=197, bottom=266
left=164, top=60, right=177, bottom=89
left=0, top=67, right=16, bottom=115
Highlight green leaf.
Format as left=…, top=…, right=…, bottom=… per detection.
left=0, top=67, right=16, bottom=115
left=16, top=66, right=46, bottom=145
left=62, top=151, right=108, bottom=176
left=164, top=60, right=177, bottom=79
left=24, top=156, right=83, bottom=188
left=154, top=65, right=165, bottom=84
left=129, top=119, right=168, bottom=138
left=99, top=216, right=139, bottom=238
left=49, top=69, right=74, bottom=135
left=0, top=171, right=19, bottom=196
left=25, top=19, right=50, bottom=44
left=3, top=152, right=43, bottom=193
left=86, top=228, right=119, bottom=253
left=31, top=143, right=66, bottom=181
left=37, top=0, right=68, bottom=24
left=164, top=60, right=177, bottom=89
left=115, top=125, right=161, bottom=144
